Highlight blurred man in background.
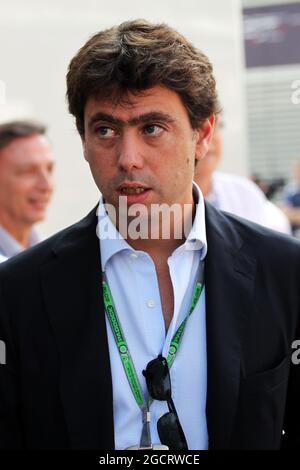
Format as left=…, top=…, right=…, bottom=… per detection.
left=0, top=121, right=54, bottom=258
left=280, top=161, right=300, bottom=238
left=195, top=117, right=291, bottom=234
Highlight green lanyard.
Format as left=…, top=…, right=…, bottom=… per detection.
left=102, top=262, right=204, bottom=446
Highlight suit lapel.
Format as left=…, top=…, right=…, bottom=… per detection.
left=40, top=208, right=115, bottom=449
left=204, top=203, right=256, bottom=449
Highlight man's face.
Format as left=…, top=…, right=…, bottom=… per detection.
left=82, top=85, right=213, bottom=212
left=0, top=134, right=54, bottom=228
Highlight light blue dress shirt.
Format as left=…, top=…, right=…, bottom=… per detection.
left=0, top=254, right=7, bottom=263
left=98, top=182, right=208, bottom=450
left=0, top=225, right=40, bottom=259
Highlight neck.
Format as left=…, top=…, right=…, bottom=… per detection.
left=195, top=175, right=212, bottom=197
left=116, top=199, right=196, bottom=260
left=127, top=237, right=183, bottom=262
left=0, top=216, right=32, bottom=248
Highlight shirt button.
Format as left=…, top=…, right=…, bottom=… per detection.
left=147, top=300, right=156, bottom=308
left=130, top=253, right=138, bottom=259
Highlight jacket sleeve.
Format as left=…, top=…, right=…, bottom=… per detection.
left=281, top=248, right=300, bottom=448
left=282, top=346, right=300, bottom=448
left=0, top=279, right=24, bottom=449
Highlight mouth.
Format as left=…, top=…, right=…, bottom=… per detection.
left=119, top=187, right=148, bottom=195
left=28, top=197, right=49, bottom=209
left=116, top=183, right=152, bottom=203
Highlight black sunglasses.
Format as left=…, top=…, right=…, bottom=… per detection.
left=142, top=355, right=188, bottom=450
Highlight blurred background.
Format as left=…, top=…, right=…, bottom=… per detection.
left=0, top=0, right=299, bottom=237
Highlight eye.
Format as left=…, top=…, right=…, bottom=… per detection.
left=95, top=126, right=116, bottom=138
left=46, top=162, right=54, bottom=174
left=17, top=167, right=36, bottom=176
left=143, top=124, right=163, bottom=136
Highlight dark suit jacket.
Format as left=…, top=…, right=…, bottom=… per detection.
left=0, top=203, right=300, bottom=450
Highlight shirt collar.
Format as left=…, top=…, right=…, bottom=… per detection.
left=0, top=225, right=40, bottom=258
left=97, top=202, right=134, bottom=271
left=183, top=181, right=207, bottom=258
left=98, top=180, right=207, bottom=271
left=0, top=254, right=7, bottom=263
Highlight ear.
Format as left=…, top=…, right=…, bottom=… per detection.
left=76, top=118, right=88, bottom=161
left=194, top=115, right=215, bottom=164
left=79, top=132, right=88, bottom=162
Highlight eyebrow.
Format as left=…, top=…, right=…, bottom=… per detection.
left=88, top=111, right=176, bottom=129
left=16, top=160, right=55, bottom=169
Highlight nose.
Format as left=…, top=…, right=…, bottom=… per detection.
left=117, top=130, right=144, bottom=172
left=36, top=169, right=54, bottom=193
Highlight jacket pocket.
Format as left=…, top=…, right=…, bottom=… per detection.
left=242, top=354, right=291, bottom=392
left=231, top=355, right=291, bottom=448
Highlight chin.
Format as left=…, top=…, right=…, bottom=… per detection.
left=27, top=211, right=47, bottom=224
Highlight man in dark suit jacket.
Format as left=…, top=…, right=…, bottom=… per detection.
left=0, top=19, right=300, bottom=450
left=0, top=202, right=300, bottom=449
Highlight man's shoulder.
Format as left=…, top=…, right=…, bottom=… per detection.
left=221, top=206, right=300, bottom=260
left=206, top=201, right=300, bottom=260
left=213, top=172, right=265, bottom=200
left=0, top=206, right=98, bottom=282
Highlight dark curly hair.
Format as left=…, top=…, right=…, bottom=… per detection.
left=66, top=19, right=220, bottom=134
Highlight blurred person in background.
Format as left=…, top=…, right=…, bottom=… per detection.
left=0, top=121, right=54, bottom=259
left=280, top=161, right=300, bottom=238
left=251, top=174, right=286, bottom=201
left=195, top=117, right=291, bottom=235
